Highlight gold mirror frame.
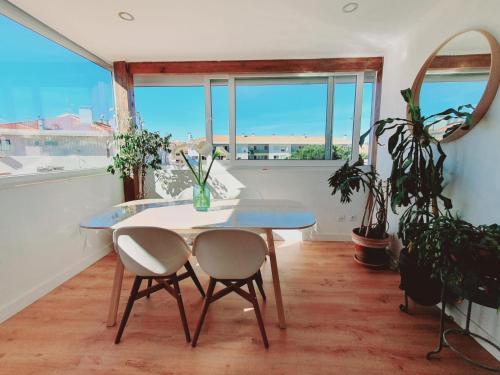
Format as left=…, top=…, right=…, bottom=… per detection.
left=411, top=29, right=500, bottom=143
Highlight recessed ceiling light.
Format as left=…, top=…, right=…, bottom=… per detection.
left=342, top=2, right=359, bottom=13
left=118, top=11, right=134, bottom=21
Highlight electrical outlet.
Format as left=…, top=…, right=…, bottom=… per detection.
left=338, top=215, right=346, bottom=222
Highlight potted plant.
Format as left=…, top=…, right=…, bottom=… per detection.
left=175, top=141, right=221, bottom=211
left=328, top=158, right=391, bottom=268
left=361, top=88, right=472, bottom=307
left=417, top=215, right=500, bottom=309
left=107, top=115, right=171, bottom=201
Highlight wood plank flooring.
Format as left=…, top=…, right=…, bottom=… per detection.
left=0, top=241, right=497, bottom=374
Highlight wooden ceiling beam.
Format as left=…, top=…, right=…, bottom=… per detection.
left=112, top=61, right=136, bottom=133
left=127, top=57, right=383, bottom=75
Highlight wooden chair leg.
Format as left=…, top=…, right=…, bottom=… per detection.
left=171, top=274, right=191, bottom=343
left=184, top=261, right=206, bottom=298
left=247, top=279, right=269, bottom=348
left=192, top=278, right=216, bottom=347
left=255, top=270, right=266, bottom=301
left=146, top=279, right=153, bottom=298
left=115, top=276, right=142, bottom=344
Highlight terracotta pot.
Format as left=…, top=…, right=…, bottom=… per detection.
left=351, top=228, right=390, bottom=268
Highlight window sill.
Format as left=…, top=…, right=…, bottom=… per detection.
left=214, top=159, right=371, bottom=170
left=162, top=160, right=372, bottom=173
left=0, top=167, right=110, bottom=190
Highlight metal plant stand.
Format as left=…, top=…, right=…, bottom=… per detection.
left=427, top=285, right=500, bottom=372
left=399, top=289, right=410, bottom=313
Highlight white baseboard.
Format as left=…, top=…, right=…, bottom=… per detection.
left=0, top=247, right=112, bottom=324
left=308, top=232, right=352, bottom=241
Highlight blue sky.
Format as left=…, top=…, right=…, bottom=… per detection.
left=135, top=82, right=374, bottom=142
left=0, top=14, right=486, bottom=141
left=420, top=80, right=486, bottom=117
left=0, top=15, right=114, bottom=124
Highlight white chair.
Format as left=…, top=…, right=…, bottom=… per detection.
left=113, top=226, right=205, bottom=344
left=191, top=229, right=269, bottom=348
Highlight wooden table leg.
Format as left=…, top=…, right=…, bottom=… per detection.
left=106, top=257, right=125, bottom=327
left=266, top=229, right=286, bottom=329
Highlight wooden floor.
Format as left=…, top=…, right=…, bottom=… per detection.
left=0, top=241, right=497, bottom=374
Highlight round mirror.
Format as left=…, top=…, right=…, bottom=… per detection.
left=411, top=30, right=500, bottom=142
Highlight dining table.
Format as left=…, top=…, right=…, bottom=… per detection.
left=80, top=198, right=316, bottom=329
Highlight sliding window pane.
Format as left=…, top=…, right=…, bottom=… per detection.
left=0, top=15, right=114, bottom=177
left=211, top=81, right=230, bottom=159
left=359, top=73, right=375, bottom=164
left=134, top=86, right=205, bottom=164
left=135, top=86, right=205, bottom=142
left=235, top=78, right=328, bottom=160
left=332, top=76, right=356, bottom=160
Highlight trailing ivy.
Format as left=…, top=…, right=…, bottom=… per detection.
left=416, top=215, right=500, bottom=307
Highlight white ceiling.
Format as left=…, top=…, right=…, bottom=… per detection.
left=10, top=0, right=438, bottom=63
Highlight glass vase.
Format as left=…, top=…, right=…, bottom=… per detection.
left=193, top=183, right=210, bottom=211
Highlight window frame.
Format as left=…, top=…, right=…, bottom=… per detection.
left=134, top=70, right=378, bottom=167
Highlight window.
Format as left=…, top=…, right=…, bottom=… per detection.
left=211, top=80, right=230, bottom=159
left=135, top=86, right=205, bottom=164
left=360, top=73, right=375, bottom=164
left=132, top=71, right=376, bottom=165
left=135, top=86, right=205, bottom=143
left=0, top=15, right=115, bottom=177
left=0, top=139, right=11, bottom=153
left=332, top=76, right=356, bottom=161
left=235, top=78, right=328, bottom=160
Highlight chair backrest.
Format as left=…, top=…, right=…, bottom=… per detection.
left=113, top=226, right=191, bottom=277
left=192, top=229, right=268, bottom=280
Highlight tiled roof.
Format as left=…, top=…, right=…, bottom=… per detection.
left=0, top=120, right=39, bottom=130
left=0, top=114, right=112, bottom=134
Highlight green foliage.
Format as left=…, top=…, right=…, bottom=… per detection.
left=332, top=144, right=351, bottom=160
left=328, top=158, right=389, bottom=238
left=416, top=215, right=500, bottom=307
left=328, top=158, right=367, bottom=204
left=360, top=88, right=472, bottom=248
left=107, top=116, right=171, bottom=198
left=290, top=144, right=367, bottom=161
left=290, top=144, right=325, bottom=160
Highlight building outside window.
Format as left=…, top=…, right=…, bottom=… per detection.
left=0, top=15, right=115, bottom=177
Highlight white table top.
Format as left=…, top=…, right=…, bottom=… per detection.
left=80, top=199, right=316, bottom=232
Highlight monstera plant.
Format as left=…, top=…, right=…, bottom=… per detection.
left=360, top=89, right=472, bottom=307
left=329, top=158, right=390, bottom=268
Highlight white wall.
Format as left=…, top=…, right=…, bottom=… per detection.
left=0, top=171, right=122, bottom=323
left=146, top=164, right=368, bottom=241
left=377, top=0, right=500, bottom=357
